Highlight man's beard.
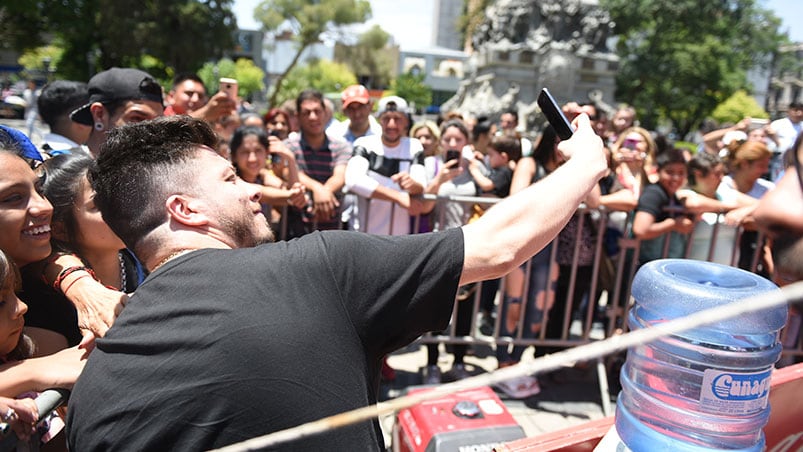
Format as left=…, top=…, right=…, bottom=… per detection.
left=221, top=206, right=275, bottom=248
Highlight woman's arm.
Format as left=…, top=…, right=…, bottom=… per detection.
left=0, top=347, right=88, bottom=397
left=599, top=188, right=638, bottom=212
left=43, top=253, right=127, bottom=338
left=419, top=160, right=461, bottom=215
left=509, top=157, right=535, bottom=195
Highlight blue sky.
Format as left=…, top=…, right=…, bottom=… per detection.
left=233, top=0, right=803, bottom=48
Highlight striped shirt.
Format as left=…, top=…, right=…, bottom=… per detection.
left=285, top=133, right=352, bottom=230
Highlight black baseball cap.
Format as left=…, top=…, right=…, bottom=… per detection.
left=70, top=67, right=164, bottom=125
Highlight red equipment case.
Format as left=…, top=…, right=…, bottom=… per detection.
left=393, top=386, right=525, bottom=452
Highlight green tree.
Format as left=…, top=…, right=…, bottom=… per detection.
left=275, top=59, right=357, bottom=107
left=336, top=25, right=395, bottom=89
left=710, top=90, right=769, bottom=125
left=198, top=58, right=266, bottom=100
left=1, top=0, right=237, bottom=81
left=253, top=0, right=371, bottom=106
left=600, top=0, right=785, bottom=138
left=390, top=73, right=432, bottom=112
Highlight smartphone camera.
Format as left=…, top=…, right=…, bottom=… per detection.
left=445, top=149, right=461, bottom=163
left=622, top=138, right=639, bottom=150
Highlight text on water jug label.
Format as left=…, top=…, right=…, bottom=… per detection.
left=699, top=368, right=772, bottom=415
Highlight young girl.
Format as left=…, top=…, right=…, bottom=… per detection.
left=1, top=248, right=87, bottom=448
left=230, top=126, right=306, bottom=236
left=1, top=125, right=126, bottom=341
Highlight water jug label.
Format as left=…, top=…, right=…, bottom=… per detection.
left=699, top=369, right=772, bottom=414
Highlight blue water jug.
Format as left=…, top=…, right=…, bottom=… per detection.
left=615, top=259, right=787, bottom=451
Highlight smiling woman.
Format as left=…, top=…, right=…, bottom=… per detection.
left=0, top=152, right=53, bottom=269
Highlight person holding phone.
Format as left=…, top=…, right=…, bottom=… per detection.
left=163, top=73, right=236, bottom=125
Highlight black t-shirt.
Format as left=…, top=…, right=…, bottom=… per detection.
left=486, top=165, right=513, bottom=198
left=20, top=267, right=82, bottom=346
left=67, top=229, right=463, bottom=451
left=636, top=183, right=687, bottom=263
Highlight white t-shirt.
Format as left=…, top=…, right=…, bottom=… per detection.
left=345, top=135, right=426, bottom=235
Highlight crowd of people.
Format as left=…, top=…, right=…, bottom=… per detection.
left=0, top=65, right=801, bottom=450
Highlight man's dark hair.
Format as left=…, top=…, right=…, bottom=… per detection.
left=172, top=72, right=207, bottom=92
left=687, top=151, right=721, bottom=185
left=655, top=147, right=687, bottom=169
left=37, top=80, right=89, bottom=127
left=296, top=89, right=325, bottom=114
left=89, top=116, right=218, bottom=254
left=502, top=110, right=518, bottom=121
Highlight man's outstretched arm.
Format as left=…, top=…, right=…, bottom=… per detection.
left=460, top=114, right=607, bottom=285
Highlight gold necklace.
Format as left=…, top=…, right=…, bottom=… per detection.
left=151, top=249, right=193, bottom=273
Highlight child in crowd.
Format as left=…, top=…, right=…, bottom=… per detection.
left=468, top=134, right=522, bottom=198
left=632, top=148, right=695, bottom=265
left=1, top=248, right=87, bottom=448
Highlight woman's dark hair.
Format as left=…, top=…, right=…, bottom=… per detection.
left=0, top=249, right=35, bottom=362
left=439, top=119, right=469, bottom=141
left=532, top=125, right=558, bottom=168
left=263, top=107, right=290, bottom=126
left=42, top=153, right=95, bottom=254
left=229, top=126, right=269, bottom=175
left=472, top=117, right=493, bottom=142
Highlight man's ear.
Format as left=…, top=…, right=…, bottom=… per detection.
left=165, top=194, right=209, bottom=226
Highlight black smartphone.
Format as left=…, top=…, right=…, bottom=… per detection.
left=537, top=88, right=574, bottom=140
left=445, top=149, right=461, bottom=163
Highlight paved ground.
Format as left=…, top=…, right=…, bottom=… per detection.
left=378, top=341, right=617, bottom=449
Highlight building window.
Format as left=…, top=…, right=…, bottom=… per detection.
left=498, top=51, right=509, bottom=62
left=582, top=58, right=594, bottom=70
left=520, top=51, right=534, bottom=64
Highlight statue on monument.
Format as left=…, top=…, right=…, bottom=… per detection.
left=446, top=0, right=617, bottom=130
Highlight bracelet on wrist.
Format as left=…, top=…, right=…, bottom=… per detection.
left=61, top=273, right=93, bottom=295
left=52, top=266, right=97, bottom=293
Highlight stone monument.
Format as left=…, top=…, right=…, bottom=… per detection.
left=442, top=0, right=618, bottom=131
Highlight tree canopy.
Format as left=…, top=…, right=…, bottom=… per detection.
left=391, top=73, right=432, bottom=113
left=254, top=0, right=371, bottom=106
left=198, top=58, right=266, bottom=101
left=276, top=59, right=358, bottom=107
left=600, top=0, right=785, bottom=138
left=336, top=25, right=395, bottom=89
left=1, top=0, right=237, bottom=81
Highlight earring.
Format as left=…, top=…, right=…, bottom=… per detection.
left=94, top=122, right=104, bottom=131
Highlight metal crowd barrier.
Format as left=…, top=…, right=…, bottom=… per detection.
left=0, top=388, right=69, bottom=452
left=266, top=191, right=803, bottom=404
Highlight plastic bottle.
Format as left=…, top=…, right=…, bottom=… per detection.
left=614, top=259, right=787, bottom=451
